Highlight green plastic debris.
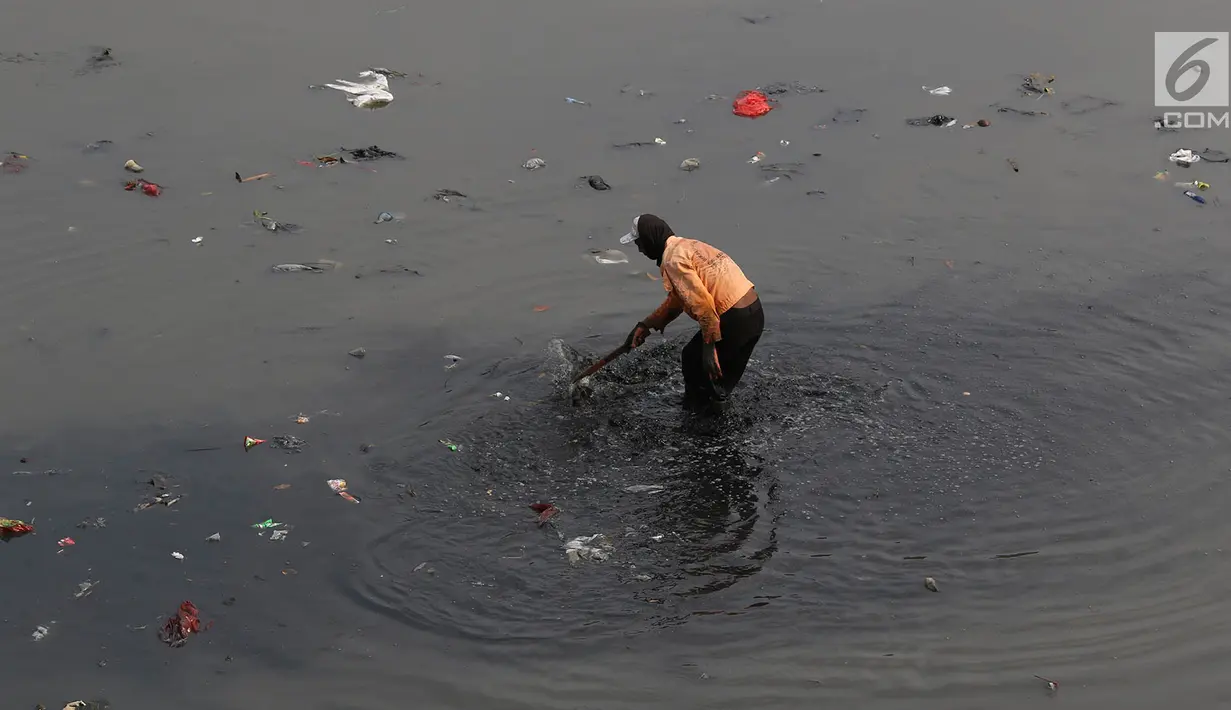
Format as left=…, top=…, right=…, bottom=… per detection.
left=439, top=439, right=458, bottom=452
left=251, top=518, right=283, bottom=529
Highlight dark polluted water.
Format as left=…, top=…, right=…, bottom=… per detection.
left=4, top=0, right=1231, bottom=708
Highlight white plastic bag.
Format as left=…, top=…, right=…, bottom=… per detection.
left=324, top=70, right=394, bottom=109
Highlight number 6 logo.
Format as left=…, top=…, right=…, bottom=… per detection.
left=1167, top=36, right=1218, bottom=102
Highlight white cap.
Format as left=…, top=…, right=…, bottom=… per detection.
left=619, top=215, right=640, bottom=245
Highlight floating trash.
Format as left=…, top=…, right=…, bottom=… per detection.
left=2, top=152, right=30, bottom=173
left=581, top=175, right=610, bottom=190
left=924, top=576, right=939, bottom=592
left=523, top=157, right=546, bottom=170
left=321, top=70, right=394, bottom=109
left=251, top=519, right=283, bottom=529
left=593, top=249, right=629, bottom=265
left=1170, top=149, right=1201, bottom=166
left=243, top=436, right=266, bottom=452
left=680, top=158, right=701, bottom=172
left=270, top=434, right=305, bottom=453
left=733, top=90, right=773, bottom=118
left=160, top=600, right=208, bottom=647
left=1021, top=72, right=1055, bottom=96
left=124, top=179, right=162, bottom=196
left=565, top=534, right=613, bottom=563
left=123, top=159, right=144, bottom=173
left=922, top=85, right=952, bottom=96
left=327, top=478, right=360, bottom=503
left=906, top=114, right=956, bottom=127
left=624, top=484, right=666, bottom=494
left=254, top=209, right=300, bottom=232
left=0, top=517, right=34, bottom=537
left=343, top=145, right=402, bottom=161
left=530, top=502, right=559, bottom=526
left=271, top=263, right=334, bottom=273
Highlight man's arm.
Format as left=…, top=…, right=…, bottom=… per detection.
left=643, top=291, right=685, bottom=331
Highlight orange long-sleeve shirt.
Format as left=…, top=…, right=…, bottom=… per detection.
left=642, top=236, right=754, bottom=343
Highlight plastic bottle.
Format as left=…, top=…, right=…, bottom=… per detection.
left=1183, top=190, right=1206, bottom=204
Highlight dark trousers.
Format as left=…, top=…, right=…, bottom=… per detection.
left=682, top=298, right=764, bottom=409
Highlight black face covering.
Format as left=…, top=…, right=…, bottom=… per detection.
left=633, top=213, right=674, bottom=266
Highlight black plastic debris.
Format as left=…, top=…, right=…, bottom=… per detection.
left=1199, top=149, right=1230, bottom=163
left=1060, top=95, right=1118, bottom=115
left=612, top=141, right=659, bottom=148
left=760, top=163, right=804, bottom=176
left=830, top=108, right=867, bottom=124
left=906, top=115, right=956, bottom=127
left=581, top=175, right=611, bottom=190
left=432, top=188, right=467, bottom=202
left=759, top=81, right=824, bottom=96
left=991, top=103, right=1049, bottom=117
left=741, top=15, right=771, bottom=23
left=270, top=435, right=306, bottom=453
left=0, top=52, right=43, bottom=64
left=806, top=190, right=826, bottom=197
left=1154, top=115, right=1183, bottom=131
left=368, top=66, right=408, bottom=79
left=373, top=265, right=423, bottom=275
left=342, top=145, right=402, bottom=161
left=77, top=47, right=119, bottom=75
left=83, top=140, right=113, bottom=152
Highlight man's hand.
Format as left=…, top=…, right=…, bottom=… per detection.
left=625, top=322, right=651, bottom=349
left=702, top=342, right=723, bottom=380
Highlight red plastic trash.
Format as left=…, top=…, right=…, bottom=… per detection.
left=733, top=90, right=773, bottom=118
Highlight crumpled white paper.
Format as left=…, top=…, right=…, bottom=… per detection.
left=323, top=70, right=394, bottom=109
left=922, top=85, right=952, bottom=96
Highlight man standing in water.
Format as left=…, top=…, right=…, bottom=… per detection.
left=621, top=214, right=764, bottom=415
